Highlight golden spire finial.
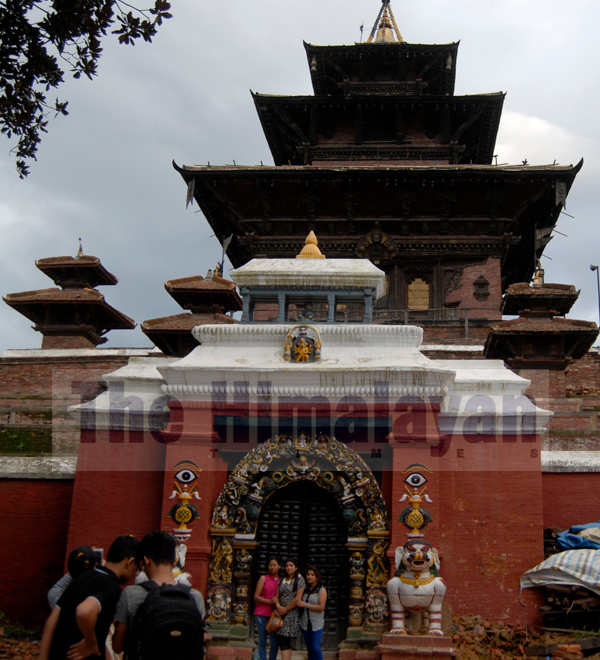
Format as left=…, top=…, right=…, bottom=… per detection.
left=296, top=231, right=325, bottom=259
left=75, top=237, right=84, bottom=259
left=366, top=0, right=403, bottom=44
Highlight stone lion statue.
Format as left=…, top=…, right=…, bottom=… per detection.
left=386, top=539, right=446, bottom=636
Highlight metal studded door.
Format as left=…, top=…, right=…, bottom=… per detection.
left=253, top=481, right=349, bottom=649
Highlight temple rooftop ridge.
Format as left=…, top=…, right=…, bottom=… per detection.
left=178, top=161, right=581, bottom=173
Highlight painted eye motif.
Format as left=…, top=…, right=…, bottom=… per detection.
left=404, top=472, right=427, bottom=488
left=174, top=469, right=198, bottom=484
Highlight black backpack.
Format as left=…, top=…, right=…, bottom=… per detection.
left=125, top=581, right=204, bottom=660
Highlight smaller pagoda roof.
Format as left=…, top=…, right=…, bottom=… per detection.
left=489, top=316, right=597, bottom=335
left=165, top=275, right=242, bottom=313
left=304, top=41, right=459, bottom=97
left=252, top=92, right=504, bottom=167
left=36, top=255, right=118, bottom=289
left=485, top=312, right=598, bottom=369
left=3, top=288, right=135, bottom=330
left=141, top=312, right=235, bottom=357
left=501, top=282, right=580, bottom=316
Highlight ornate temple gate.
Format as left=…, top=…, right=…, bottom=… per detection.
left=205, top=434, right=390, bottom=648
left=253, top=481, right=348, bottom=649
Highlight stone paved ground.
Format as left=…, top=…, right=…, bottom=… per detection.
left=3, top=628, right=600, bottom=659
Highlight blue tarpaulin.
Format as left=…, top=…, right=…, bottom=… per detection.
left=556, top=522, right=600, bottom=551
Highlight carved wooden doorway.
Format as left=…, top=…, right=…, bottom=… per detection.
left=252, top=481, right=349, bottom=650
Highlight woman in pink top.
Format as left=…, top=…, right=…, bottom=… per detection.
left=254, top=557, right=281, bottom=660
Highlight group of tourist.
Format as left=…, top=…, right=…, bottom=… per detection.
left=40, top=533, right=325, bottom=660
left=39, top=531, right=206, bottom=660
left=254, top=557, right=328, bottom=660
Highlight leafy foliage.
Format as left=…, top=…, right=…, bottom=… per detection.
left=0, top=0, right=172, bottom=177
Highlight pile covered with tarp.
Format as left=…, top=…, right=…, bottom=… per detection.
left=521, top=549, right=600, bottom=595
left=555, top=521, right=600, bottom=551
left=521, top=546, right=600, bottom=627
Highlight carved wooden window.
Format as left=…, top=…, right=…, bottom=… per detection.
left=407, top=277, right=430, bottom=309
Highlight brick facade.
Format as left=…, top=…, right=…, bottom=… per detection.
left=0, top=479, right=73, bottom=624
left=2, top=344, right=600, bottom=627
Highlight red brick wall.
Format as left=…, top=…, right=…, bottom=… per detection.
left=566, top=350, right=600, bottom=395
left=438, top=469, right=544, bottom=623
left=445, top=257, right=502, bottom=320
left=42, top=335, right=98, bottom=350
left=388, top=416, right=544, bottom=624
left=543, top=473, right=600, bottom=530
left=66, top=429, right=168, bottom=552
left=0, top=479, right=74, bottom=625
left=0, top=355, right=131, bottom=400
left=0, top=353, right=148, bottom=455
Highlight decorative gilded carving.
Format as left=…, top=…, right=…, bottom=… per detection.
left=283, top=325, right=322, bottom=363
left=210, top=538, right=234, bottom=584
left=365, top=589, right=389, bottom=625
left=166, top=460, right=202, bottom=542
left=234, top=602, right=249, bottom=625
left=366, top=539, right=389, bottom=587
left=207, top=587, right=231, bottom=622
left=350, top=551, right=366, bottom=580
left=235, top=548, right=252, bottom=575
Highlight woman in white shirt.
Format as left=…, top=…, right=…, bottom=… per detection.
left=295, top=565, right=327, bottom=660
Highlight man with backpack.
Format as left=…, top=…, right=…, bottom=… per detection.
left=39, top=534, right=140, bottom=660
left=112, top=530, right=206, bottom=660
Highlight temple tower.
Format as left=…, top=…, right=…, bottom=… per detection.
left=175, top=0, right=580, bottom=344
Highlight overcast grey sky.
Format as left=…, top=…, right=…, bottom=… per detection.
left=1, top=0, right=599, bottom=352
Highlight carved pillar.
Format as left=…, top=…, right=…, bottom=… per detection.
left=328, top=293, right=336, bottom=323
left=346, top=538, right=368, bottom=642
left=364, top=289, right=373, bottom=323
left=231, top=539, right=258, bottom=641
left=207, top=531, right=235, bottom=638
left=363, top=530, right=390, bottom=638
left=241, top=288, right=251, bottom=322
left=277, top=293, right=286, bottom=323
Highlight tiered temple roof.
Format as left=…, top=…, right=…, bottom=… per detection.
left=485, top=280, right=598, bottom=369
left=141, top=272, right=242, bottom=357
left=175, top=0, right=582, bottom=341
left=3, top=253, right=134, bottom=349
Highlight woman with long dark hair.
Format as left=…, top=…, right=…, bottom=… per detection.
left=253, top=556, right=281, bottom=660
left=295, top=565, right=327, bottom=660
left=274, top=558, right=305, bottom=660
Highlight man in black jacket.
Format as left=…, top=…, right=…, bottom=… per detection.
left=39, top=534, right=140, bottom=660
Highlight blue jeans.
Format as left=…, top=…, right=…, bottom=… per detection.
left=302, top=627, right=323, bottom=660
left=255, top=615, right=279, bottom=660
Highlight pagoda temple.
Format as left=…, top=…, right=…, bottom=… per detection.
left=141, top=270, right=242, bottom=357
left=4, top=1, right=600, bottom=649
left=3, top=249, right=134, bottom=349
left=175, top=0, right=581, bottom=344
left=485, top=274, right=598, bottom=371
